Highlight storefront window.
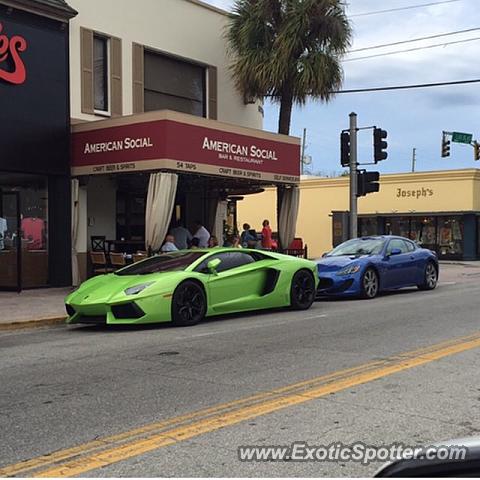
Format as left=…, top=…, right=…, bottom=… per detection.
left=437, top=216, right=463, bottom=258
left=356, top=214, right=467, bottom=260
left=384, top=216, right=410, bottom=237
left=0, top=173, right=48, bottom=289
left=359, top=217, right=377, bottom=236
left=477, top=217, right=480, bottom=257
left=410, top=216, right=436, bottom=249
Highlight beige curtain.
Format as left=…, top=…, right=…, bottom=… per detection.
left=71, top=179, right=80, bottom=287
left=278, top=186, right=300, bottom=250
left=145, top=172, right=178, bottom=252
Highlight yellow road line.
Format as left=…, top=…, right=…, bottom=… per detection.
left=3, top=332, right=480, bottom=477
left=0, top=359, right=388, bottom=477
left=0, top=359, right=386, bottom=477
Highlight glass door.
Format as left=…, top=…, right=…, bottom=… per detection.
left=0, top=191, right=22, bottom=292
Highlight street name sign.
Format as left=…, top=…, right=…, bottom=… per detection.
left=452, top=132, right=473, bottom=144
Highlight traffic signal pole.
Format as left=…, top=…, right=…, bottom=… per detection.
left=340, top=114, right=385, bottom=237
left=349, top=112, right=358, bottom=239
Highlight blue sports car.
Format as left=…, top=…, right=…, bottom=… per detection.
left=316, top=236, right=439, bottom=299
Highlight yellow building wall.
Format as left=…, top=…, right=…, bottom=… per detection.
left=238, top=169, right=480, bottom=259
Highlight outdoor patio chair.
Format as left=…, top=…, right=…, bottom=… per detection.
left=109, top=252, right=127, bottom=269
left=91, top=236, right=106, bottom=252
left=132, top=253, right=147, bottom=263
left=90, top=251, right=115, bottom=275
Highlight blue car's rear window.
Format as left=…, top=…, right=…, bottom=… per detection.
left=115, top=252, right=206, bottom=275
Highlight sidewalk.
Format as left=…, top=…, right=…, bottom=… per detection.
left=439, top=260, right=480, bottom=267
left=0, top=288, right=70, bottom=330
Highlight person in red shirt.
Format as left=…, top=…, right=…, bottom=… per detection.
left=261, top=219, right=273, bottom=249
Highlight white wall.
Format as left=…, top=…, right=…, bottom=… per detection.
left=69, top=0, right=262, bottom=129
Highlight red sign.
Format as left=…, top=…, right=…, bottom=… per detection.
left=0, top=22, right=28, bottom=85
left=72, top=118, right=300, bottom=183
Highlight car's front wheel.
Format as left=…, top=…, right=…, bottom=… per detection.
left=171, top=280, right=206, bottom=326
left=361, top=268, right=379, bottom=299
left=418, top=261, right=438, bottom=291
left=290, top=270, right=316, bottom=310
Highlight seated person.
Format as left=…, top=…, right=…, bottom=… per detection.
left=190, top=237, right=200, bottom=249
left=224, top=234, right=241, bottom=248
left=160, top=234, right=178, bottom=253
left=208, top=236, right=219, bottom=248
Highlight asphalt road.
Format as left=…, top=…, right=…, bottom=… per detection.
left=1, top=265, right=480, bottom=477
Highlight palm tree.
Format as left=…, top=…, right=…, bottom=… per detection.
left=226, top=0, right=352, bottom=135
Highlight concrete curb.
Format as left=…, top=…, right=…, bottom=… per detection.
left=439, top=261, right=480, bottom=267
left=0, top=316, right=66, bottom=331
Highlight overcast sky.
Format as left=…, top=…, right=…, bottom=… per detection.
left=205, top=0, right=479, bottom=175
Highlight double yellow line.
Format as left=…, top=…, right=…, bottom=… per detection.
left=3, top=332, right=480, bottom=477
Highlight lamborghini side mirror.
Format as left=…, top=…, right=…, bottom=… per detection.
left=207, top=258, right=222, bottom=275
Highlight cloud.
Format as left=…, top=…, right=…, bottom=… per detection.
left=205, top=0, right=233, bottom=10
left=204, top=0, right=480, bottom=173
left=425, top=90, right=480, bottom=108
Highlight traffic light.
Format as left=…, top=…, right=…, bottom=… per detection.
left=474, top=141, right=480, bottom=161
left=441, top=133, right=451, bottom=158
left=357, top=170, right=380, bottom=197
left=340, top=131, right=350, bottom=167
left=373, top=128, right=388, bottom=163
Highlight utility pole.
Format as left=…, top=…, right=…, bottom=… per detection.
left=349, top=112, right=358, bottom=239
left=411, top=147, right=416, bottom=173
left=301, top=128, right=307, bottom=175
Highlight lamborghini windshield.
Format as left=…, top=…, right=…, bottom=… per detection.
left=327, top=238, right=385, bottom=257
left=115, top=251, right=206, bottom=275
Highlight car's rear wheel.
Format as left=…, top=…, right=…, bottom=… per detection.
left=418, top=261, right=438, bottom=291
left=290, top=270, right=315, bottom=310
left=361, top=268, right=379, bottom=299
left=171, top=281, right=206, bottom=326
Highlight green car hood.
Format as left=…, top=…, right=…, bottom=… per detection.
left=66, top=272, right=174, bottom=305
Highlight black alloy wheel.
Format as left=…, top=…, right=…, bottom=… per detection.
left=171, top=281, right=207, bottom=326
left=290, top=270, right=316, bottom=310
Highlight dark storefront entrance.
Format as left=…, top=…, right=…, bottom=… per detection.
left=0, top=1, right=77, bottom=290
left=0, top=174, right=48, bottom=289
left=112, top=172, right=265, bottom=249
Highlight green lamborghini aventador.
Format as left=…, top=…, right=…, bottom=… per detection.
left=65, top=248, right=319, bottom=326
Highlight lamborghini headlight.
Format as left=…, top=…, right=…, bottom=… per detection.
left=337, top=264, right=361, bottom=276
left=124, top=282, right=155, bottom=296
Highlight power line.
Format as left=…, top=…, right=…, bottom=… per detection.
left=332, top=78, right=480, bottom=94
left=345, top=36, right=480, bottom=62
left=350, top=0, right=462, bottom=18
left=350, top=27, right=480, bottom=53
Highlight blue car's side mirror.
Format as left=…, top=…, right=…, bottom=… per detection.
left=389, top=248, right=402, bottom=256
